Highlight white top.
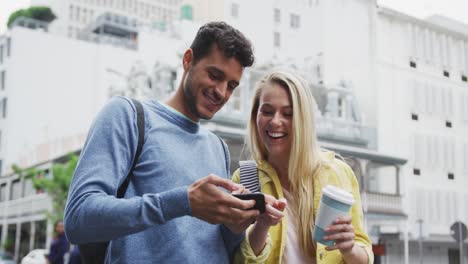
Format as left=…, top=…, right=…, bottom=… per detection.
left=282, top=188, right=316, bottom=264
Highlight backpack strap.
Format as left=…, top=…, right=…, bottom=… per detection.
left=117, top=98, right=145, bottom=198
left=239, top=160, right=260, bottom=193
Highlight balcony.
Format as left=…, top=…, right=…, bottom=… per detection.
left=316, top=116, right=377, bottom=149
left=10, top=17, right=49, bottom=32
left=0, top=193, right=51, bottom=219
left=364, top=191, right=405, bottom=216
left=79, top=12, right=138, bottom=50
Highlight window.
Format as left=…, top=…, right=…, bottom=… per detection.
left=448, top=248, right=460, bottom=264
left=290, top=14, right=300, bottom=29
left=0, top=183, right=6, bottom=201
left=448, top=172, right=454, bottom=180
left=413, top=168, right=421, bottom=175
left=230, top=3, right=239, bottom=18
left=1, top=71, right=4, bottom=90
left=70, top=5, right=74, bottom=20
left=10, top=179, right=21, bottom=200
left=443, top=70, right=450, bottom=77
left=410, top=61, right=417, bottom=68
left=411, top=113, right=418, bottom=121
left=462, top=75, right=467, bottom=82
left=23, top=178, right=35, bottom=197
left=1, top=98, right=7, bottom=118
left=274, top=8, right=280, bottom=23
left=274, top=32, right=280, bottom=47
left=34, top=220, right=46, bottom=249
left=19, top=222, right=31, bottom=259
left=6, top=38, right=10, bottom=57
left=445, top=121, right=452, bottom=128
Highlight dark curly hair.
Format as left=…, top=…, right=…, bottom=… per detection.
left=190, top=21, right=254, bottom=67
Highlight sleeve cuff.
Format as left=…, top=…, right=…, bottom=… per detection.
left=159, top=186, right=191, bottom=221
left=356, top=242, right=374, bottom=264
left=238, top=228, right=272, bottom=263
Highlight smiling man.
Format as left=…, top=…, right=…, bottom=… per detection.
left=64, top=22, right=258, bottom=263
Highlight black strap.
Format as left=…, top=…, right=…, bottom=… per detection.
left=239, top=160, right=260, bottom=193
left=117, top=98, right=145, bottom=198
left=216, top=135, right=230, bottom=176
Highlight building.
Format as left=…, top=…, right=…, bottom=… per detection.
left=30, top=0, right=184, bottom=38
left=374, top=7, right=468, bottom=264
left=1, top=0, right=468, bottom=263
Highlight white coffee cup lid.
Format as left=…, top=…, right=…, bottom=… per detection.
left=322, top=185, right=355, bottom=205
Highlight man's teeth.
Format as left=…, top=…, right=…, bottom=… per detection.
left=207, top=96, right=219, bottom=105
left=268, top=132, right=286, bottom=138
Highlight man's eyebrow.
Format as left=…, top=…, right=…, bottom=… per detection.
left=208, top=66, right=239, bottom=87
left=207, top=66, right=225, bottom=78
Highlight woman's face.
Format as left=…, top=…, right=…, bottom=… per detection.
left=256, top=82, right=293, bottom=160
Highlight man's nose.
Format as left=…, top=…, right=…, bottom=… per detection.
left=213, top=82, right=228, bottom=101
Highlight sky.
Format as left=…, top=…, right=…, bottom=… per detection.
left=0, top=0, right=468, bottom=34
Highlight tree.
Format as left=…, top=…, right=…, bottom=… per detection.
left=7, top=6, right=56, bottom=28
left=12, top=153, right=78, bottom=223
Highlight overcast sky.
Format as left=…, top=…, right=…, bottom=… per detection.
left=1, top=0, right=468, bottom=34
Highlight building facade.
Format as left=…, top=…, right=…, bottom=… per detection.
left=1, top=0, right=468, bottom=263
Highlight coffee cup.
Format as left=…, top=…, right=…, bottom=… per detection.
left=313, top=185, right=355, bottom=246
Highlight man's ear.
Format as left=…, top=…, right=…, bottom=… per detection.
left=183, top=49, right=193, bottom=71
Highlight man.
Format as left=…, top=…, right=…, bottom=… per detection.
left=64, top=22, right=258, bottom=263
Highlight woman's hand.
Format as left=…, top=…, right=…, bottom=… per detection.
left=323, top=216, right=355, bottom=253
left=323, top=216, right=369, bottom=263
left=256, top=194, right=287, bottom=228
left=248, top=194, right=287, bottom=255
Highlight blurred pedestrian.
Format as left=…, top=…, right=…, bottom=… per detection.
left=46, top=220, right=69, bottom=264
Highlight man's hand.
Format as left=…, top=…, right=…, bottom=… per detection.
left=188, top=174, right=260, bottom=233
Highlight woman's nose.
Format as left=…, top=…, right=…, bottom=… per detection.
left=270, top=112, right=282, bottom=125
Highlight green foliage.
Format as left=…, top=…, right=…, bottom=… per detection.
left=12, top=153, right=78, bottom=223
left=7, top=6, right=56, bottom=27
left=1, top=238, right=14, bottom=253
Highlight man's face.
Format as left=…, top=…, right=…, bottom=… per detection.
left=182, top=45, right=243, bottom=121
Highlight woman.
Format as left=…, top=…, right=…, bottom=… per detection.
left=233, top=71, right=373, bottom=263
left=46, top=220, right=70, bottom=264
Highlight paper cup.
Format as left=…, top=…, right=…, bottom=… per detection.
left=313, top=185, right=355, bottom=246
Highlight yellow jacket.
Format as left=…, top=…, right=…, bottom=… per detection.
left=233, top=152, right=374, bottom=264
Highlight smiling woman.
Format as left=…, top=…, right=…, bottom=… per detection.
left=233, top=71, right=373, bottom=264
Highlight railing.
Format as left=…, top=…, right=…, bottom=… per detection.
left=10, top=17, right=49, bottom=31
left=0, top=193, right=51, bottom=218
left=316, top=116, right=377, bottom=148
left=78, top=32, right=138, bottom=50
left=364, top=191, right=405, bottom=215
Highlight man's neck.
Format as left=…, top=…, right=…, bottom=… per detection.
left=165, top=88, right=199, bottom=123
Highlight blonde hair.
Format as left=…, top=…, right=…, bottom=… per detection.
left=247, top=71, right=325, bottom=257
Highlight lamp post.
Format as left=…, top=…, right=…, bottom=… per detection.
left=416, top=219, right=423, bottom=264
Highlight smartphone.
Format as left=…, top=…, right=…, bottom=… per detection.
left=233, top=193, right=266, bottom=213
